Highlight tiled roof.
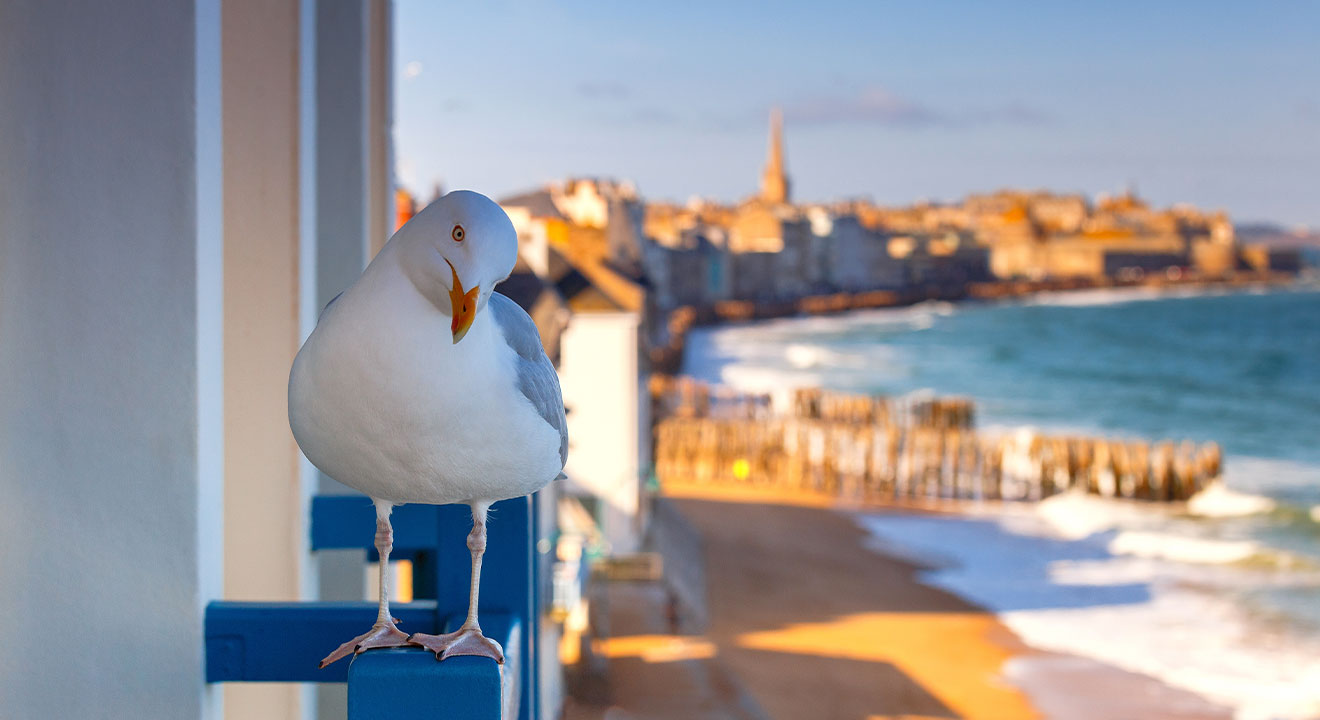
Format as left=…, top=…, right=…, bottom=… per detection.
left=499, top=188, right=565, bottom=220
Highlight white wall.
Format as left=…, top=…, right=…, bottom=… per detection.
left=557, top=313, right=644, bottom=553
left=509, top=211, right=553, bottom=279
left=0, top=1, right=224, bottom=718
left=220, top=1, right=310, bottom=718
left=367, top=0, right=395, bottom=259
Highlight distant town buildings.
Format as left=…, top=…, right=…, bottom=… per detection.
left=639, top=111, right=994, bottom=306
left=385, top=110, right=1308, bottom=324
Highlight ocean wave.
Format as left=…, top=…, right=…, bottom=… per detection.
left=783, top=343, right=879, bottom=371
left=1015, top=284, right=1238, bottom=308
left=1108, top=530, right=1260, bottom=565
left=717, top=365, right=821, bottom=396
left=785, top=343, right=830, bottom=369
left=1030, top=491, right=1167, bottom=541
left=1187, top=483, right=1277, bottom=518
left=999, top=591, right=1320, bottom=720
left=857, top=511, right=1320, bottom=719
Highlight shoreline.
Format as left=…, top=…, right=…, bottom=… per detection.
left=661, top=481, right=1234, bottom=719
left=658, top=280, right=1320, bottom=717
left=652, top=271, right=1307, bottom=373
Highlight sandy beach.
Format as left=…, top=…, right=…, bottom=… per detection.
left=572, top=482, right=1232, bottom=720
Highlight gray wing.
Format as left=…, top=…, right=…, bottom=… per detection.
left=318, top=291, right=343, bottom=322
left=488, top=292, right=569, bottom=468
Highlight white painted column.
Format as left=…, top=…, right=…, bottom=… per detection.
left=0, top=1, right=224, bottom=718
left=367, top=0, right=395, bottom=258
left=315, top=0, right=371, bottom=317
left=220, top=1, right=311, bottom=718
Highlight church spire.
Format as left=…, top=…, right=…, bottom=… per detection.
left=760, top=107, right=790, bottom=205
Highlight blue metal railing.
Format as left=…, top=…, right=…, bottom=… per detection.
left=205, top=494, right=541, bottom=720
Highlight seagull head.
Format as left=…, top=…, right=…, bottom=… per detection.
left=396, top=190, right=518, bottom=343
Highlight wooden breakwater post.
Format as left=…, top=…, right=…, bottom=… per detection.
left=651, top=375, right=1223, bottom=504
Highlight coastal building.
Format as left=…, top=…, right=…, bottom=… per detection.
left=1241, top=243, right=1304, bottom=273
left=395, top=187, right=417, bottom=231
left=551, top=177, right=639, bottom=229
left=502, top=186, right=654, bottom=553
left=927, top=231, right=994, bottom=288
left=808, top=208, right=907, bottom=292
left=642, top=230, right=731, bottom=310
left=502, top=187, right=571, bottom=279
left=553, top=257, right=651, bottom=554
left=760, top=108, right=791, bottom=206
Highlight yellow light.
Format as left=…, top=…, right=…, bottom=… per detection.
left=732, top=458, right=750, bottom=480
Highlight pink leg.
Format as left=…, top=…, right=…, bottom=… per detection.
left=408, top=501, right=504, bottom=663
left=319, top=502, right=411, bottom=668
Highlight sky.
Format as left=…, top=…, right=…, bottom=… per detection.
left=394, top=1, right=1320, bottom=227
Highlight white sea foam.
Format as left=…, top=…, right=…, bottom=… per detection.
left=998, top=590, right=1320, bottom=720
left=1032, top=491, right=1164, bottom=540
left=1108, top=531, right=1260, bottom=565
left=1016, top=284, right=1236, bottom=308
left=1187, top=482, right=1277, bottom=518
left=1311, top=506, right=1320, bottom=524
left=856, top=511, right=1320, bottom=720
left=718, top=365, right=820, bottom=397
left=784, top=343, right=825, bottom=369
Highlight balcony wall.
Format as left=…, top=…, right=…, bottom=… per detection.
left=0, top=1, right=224, bottom=718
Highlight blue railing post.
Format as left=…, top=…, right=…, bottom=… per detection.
left=348, top=651, right=502, bottom=720
left=432, top=496, right=538, bottom=720
left=347, top=612, right=520, bottom=720
left=205, top=491, right=545, bottom=720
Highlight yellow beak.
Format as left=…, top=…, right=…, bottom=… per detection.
left=446, top=259, right=479, bottom=344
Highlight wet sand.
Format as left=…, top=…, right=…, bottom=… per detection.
left=661, top=483, right=1231, bottom=720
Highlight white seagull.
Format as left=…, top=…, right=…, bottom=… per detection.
left=289, top=190, right=568, bottom=667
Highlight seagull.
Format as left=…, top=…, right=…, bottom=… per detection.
left=289, top=190, right=568, bottom=668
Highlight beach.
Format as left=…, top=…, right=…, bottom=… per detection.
left=674, top=487, right=1035, bottom=720
left=574, top=480, right=1234, bottom=719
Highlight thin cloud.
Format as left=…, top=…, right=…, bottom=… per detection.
left=601, top=106, right=679, bottom=127
left=577, top=82, right=631, bottom=100
left=782, top=87, right=1053, bottom=129
left=786, top=88, right=940, bottom=128
left=962, top=100, right=1053, bottom=127
left=629, top=106, right=678, bottom=125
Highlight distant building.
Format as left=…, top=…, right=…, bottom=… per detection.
left=552, top=253, right=650, bottom=554
left=502, top=187, right=569, bottom=280
left=395, top=187, right=417, bottom=231
left=760, top=108, right=790, bottom=205
left=809, top=208, right=907, bottom=292
left=501, top=187, right=653, bottom=554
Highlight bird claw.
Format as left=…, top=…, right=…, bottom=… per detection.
left=318, top=621, right=411, bottom=668
left=408, top=626, right=504, bottom=664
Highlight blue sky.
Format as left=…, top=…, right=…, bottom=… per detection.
left=394, top=1, right=1319, bottom=226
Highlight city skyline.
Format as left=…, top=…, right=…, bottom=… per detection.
left=394, top=1, right=1320, bottom=227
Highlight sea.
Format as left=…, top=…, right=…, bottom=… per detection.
left=683, top=285, right=1320, bottom=720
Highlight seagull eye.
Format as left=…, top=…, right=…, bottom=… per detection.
left=451, top=225, right=465, bottom=242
